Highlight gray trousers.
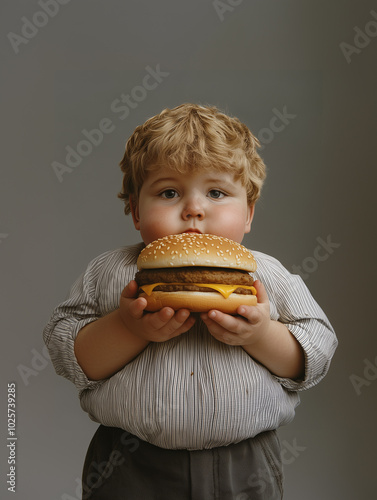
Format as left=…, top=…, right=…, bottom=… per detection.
left=82, top=425, right=283, bottom=499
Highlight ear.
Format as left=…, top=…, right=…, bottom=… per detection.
left=129, top=195, right=140, bottom=230
left=244, top=204, right=255, bottom=234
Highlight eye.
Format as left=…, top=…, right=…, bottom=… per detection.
left=208, top=189, right=226, bottom=199
left=160, top=189, right=178, bottom=199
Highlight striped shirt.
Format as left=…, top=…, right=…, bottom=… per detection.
left=43, top=243, right=337, bottom=450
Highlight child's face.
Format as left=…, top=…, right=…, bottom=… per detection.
left=130, top=167, right=254, bottom=246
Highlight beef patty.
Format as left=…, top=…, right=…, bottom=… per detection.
left=135, top=267, right=255, bottom=295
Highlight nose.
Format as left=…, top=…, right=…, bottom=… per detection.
left=181, top=195, right=205, bottom=220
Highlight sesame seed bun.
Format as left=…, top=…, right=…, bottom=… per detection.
left=137, top=233, right=257, bottom=272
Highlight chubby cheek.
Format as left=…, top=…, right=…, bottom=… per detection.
left=209, top=208, right=251, bottom=243
left=138, top=208, right=176, bottom=245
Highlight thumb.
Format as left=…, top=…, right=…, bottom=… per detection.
left=253, top=280, right=269, bottom=304
left=120, top=280, right=147, bottom=320
left=121, top=280, right=139, bottom=299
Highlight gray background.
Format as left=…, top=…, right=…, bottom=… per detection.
left=1, top=0, right=376, bottom=498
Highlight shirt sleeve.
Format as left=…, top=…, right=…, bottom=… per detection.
left=43, top=254, right=109, bottom=394
left=254, top=252, right=338, bottom=392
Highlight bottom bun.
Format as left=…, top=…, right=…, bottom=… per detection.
left=139, top=291, right=257, bottom=314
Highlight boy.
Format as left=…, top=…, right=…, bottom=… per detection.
left=43, top=104, right=337, bottom=499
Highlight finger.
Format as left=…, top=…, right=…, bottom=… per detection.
left=128, top=296, right=148, bottom=320
left=201, top=312, right=236, bottom=339
left=182, top=315, right=196, bottom=332
left=172, top=311, right=196, bottom=335
left=252, top=280, right=268, bottom=304
left=145, top=308, right=194, bottom=338
left=201, top=314, right=238, bottom=344
left=144, top=307, right=175, bottom=331
left=234, top=306, right=262, bottom=331
left=158, top=309, right=193, bottom=335
left=205, top=310, right=243, bottom=334
left=174, top=308, right=193, bottom=324
left=121, top=280, right=139, bottom=299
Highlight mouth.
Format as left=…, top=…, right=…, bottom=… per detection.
left=183, top=229, right=202, bottom=234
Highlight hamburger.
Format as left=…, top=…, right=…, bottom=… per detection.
left=135, top=233, right=257, bottom=314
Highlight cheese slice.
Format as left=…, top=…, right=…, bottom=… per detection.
left=139, top=283, right=257, bottom=299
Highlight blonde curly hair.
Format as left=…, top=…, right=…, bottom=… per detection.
left=118, top=103, right=266, bottom=214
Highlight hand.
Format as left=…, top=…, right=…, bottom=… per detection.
left=119, top=280, right=196, bottom=343
left=200, top=280, right=272, bottom=347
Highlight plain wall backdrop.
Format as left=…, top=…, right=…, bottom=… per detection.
left=1, top=1, right=376, bottom=498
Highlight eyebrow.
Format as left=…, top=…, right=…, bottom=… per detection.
left=204, top=177, right=236, bottom=189
left=148, top=177, right=180, bottom=188
left=147, top=174, right=236, bottom=190
left=206, top=177, right=233, bottom=185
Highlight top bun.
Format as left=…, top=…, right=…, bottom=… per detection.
left=137, top=233, right=257, bottom=272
